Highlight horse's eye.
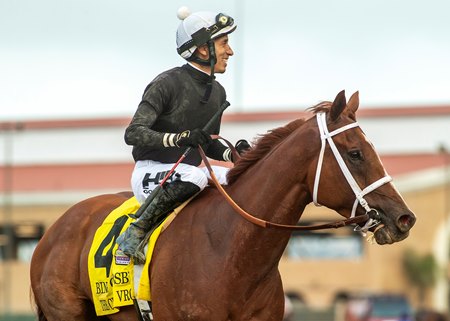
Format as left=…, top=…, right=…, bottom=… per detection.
left=348, top=150, right=363, bottom=161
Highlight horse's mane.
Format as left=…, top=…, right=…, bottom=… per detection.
left=227, top=101, right=333, bottom=185
left=308, top=101, right=332, bottom=114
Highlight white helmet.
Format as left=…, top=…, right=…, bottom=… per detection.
left=176, top=9, right=236, bottom=60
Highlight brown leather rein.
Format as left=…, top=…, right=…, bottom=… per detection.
left=198, top=136, right=370, bottom=231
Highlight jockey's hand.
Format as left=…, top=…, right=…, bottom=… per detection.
left=176, top=129, right=212, bottom=148
left=235, top=139, right=251, bottom=155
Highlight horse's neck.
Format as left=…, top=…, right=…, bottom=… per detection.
left=222, top=132, right=314, bottom=273
left=231, top=131, right=313, bottom=224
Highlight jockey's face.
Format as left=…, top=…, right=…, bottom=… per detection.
left=195, top=35, right=234, bottom=74
left=212, top=35, right=234, bottom=74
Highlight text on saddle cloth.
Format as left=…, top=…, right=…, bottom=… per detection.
left=87, top=196, right=192, bottom=316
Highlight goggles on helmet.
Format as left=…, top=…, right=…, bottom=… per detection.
left=177, top=13, right=234, bottom=55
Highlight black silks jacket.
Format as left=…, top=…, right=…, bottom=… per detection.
left=125, top=64, right=229, bottom=166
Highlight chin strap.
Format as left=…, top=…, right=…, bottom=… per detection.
left=200, top=40, right=216, bottom=104
left=187, top=40, right=217, bottom=104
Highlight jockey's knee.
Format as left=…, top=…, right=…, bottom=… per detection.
left=178, top=166, right=208, bottom=191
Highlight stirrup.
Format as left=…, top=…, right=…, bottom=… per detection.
left=133, top=250, right=147, bottom=265
left=132, top=229, right=154, bottom=265
left=133, top=227, right=155, bottom=265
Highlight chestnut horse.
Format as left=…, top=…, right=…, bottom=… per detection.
left=30, top=91, right=416, bottom=321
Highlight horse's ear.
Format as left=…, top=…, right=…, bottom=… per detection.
left=347, top=91, right=360, bottom=114
left=330, top=90, right=347, bottom=121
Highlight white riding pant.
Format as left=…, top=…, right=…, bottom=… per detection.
left=131, top=160, right=229, bottom=204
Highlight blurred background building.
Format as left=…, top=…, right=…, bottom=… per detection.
left=2, top=0, right=450, bottom=319
left=0, top=105, right=449, bottom=319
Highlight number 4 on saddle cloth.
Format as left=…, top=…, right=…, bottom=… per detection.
left=87, top=196, right=192, bottom=316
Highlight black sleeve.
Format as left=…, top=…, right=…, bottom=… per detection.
left=205, top=140, right=232, bottom=162
left=124, top=78, right=173, bottom=148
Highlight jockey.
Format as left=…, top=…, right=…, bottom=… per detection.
left=117, top=8, right=251, bottom=261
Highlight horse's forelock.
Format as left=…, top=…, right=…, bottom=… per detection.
left=227, top=118, right=306, bottom=184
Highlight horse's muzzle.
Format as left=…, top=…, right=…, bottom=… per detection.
left=372, top=209, right=416, bottom=244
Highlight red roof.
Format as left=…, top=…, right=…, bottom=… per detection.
left=0, top=153, right=446, bottom=193
left=381, top=153, right=447, bottom=176
left=0, top=106, right=448, bottom=193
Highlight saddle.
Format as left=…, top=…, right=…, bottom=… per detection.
left=87, top=196, right=192, bottom=316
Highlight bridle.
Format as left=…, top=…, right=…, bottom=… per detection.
left=313, top=112, right=392, bottom=234
left=199, top=112, right=392, bottom=233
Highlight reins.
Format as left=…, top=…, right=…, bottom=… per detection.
left=200, top=112, right=393, bottom=233
left=199, top=135, right=370, bottom=231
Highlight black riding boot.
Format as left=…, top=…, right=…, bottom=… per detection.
left=116, top=180, right=200, bottom=263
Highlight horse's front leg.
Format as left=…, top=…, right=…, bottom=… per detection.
left=237, top=272, right=285, bottom=321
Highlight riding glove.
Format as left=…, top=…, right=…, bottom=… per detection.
left=235, top=139, right=251, bottom=155
left=176, top=129, right=212, bottom=148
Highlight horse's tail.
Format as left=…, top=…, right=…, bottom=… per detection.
left=30, top=286, right=47, bottom=321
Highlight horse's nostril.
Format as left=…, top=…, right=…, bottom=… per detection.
left=397, top=214, right=416, bottom=231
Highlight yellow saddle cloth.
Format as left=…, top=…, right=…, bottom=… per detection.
left=87, top=196, right=189, bottom=316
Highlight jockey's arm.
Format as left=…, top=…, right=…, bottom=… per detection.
left=124, top=101, right=164, bottom=148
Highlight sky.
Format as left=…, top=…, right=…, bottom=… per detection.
left=1, top=0, right=450, bottom=121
